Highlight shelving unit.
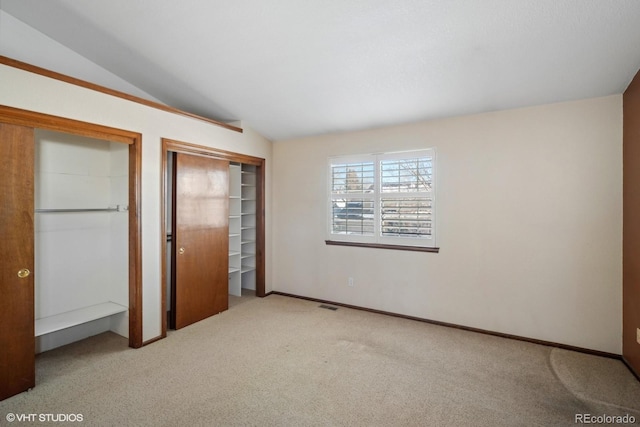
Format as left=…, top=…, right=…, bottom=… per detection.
left=228, top=163, right=242, bottom=296
left=240, top=164, right=257, bottom=291
left=228, top=163, right=257, bottom=296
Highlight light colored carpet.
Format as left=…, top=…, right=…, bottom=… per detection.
left=1, top=294, right=638, bottom=426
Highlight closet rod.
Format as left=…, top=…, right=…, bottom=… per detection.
left=35, top=205, right=126, bottom=213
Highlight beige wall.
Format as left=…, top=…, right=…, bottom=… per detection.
left=273, top=95, right=622, bottom=354
left=0, top=64, right=273, bottom=342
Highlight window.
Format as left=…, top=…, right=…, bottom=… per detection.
left=328, top=149, right=436, bottom=250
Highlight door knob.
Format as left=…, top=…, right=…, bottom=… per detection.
left=17, top=268, right=30, bottom=278
left=178, top=247, right=185, bottom=255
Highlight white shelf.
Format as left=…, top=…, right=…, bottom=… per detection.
left=229, top=233, right=241, bottom=237
left=229, top=251, right=241, bottom=256
left=35, top=302, right=128, bottom=337
left=230, top=163, right=257, bottom=295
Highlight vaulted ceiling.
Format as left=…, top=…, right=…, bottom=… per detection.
left=2, top=0, right=640, bottom=141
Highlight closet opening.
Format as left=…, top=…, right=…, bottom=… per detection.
left=0, top=105, right=142, bottom=401
left=161, top=139, right=265, bottom=334
left=34, top=129, right=130, bottom=353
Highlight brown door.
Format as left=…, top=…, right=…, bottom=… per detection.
left=171, top=153, right=229, bottom=329
left=0, top=124, right=35, bottom=401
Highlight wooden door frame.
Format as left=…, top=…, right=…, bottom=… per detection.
left=161, top=138, right=266, bottom=337
left=0, top=104, right=143, bottom=348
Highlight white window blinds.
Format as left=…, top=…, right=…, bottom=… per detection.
left=328, top=149, right=436, bottom=248
left=330, top=157, right=375, bottom=239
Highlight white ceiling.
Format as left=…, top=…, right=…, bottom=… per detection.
left=2, top=0, right=640, bottom=141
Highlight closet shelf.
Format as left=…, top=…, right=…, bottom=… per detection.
left=241, top=266, right=256, bottom=273
left=35, top=302, right=128, bottom=337
left=229, top=267, right=241, bottom=274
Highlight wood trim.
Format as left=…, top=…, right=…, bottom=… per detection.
left=325, top=240, right=440, bottom=253
left=270, top=291, right=623, bottom=360
left=162, top=138, right=263, bottom=165
left=0, top=104, right=143, bottom=349
left=0, top=104, right=136, bottom=144
left=128, top=135, right=143, bottom=348
left=623, top=67, right=640, bottom=380
left=256, top=158, right=266, bottom=297
left=0, top=55, right=242, bottom=134
left=160, top=139, right=267, bottom=337
left=623, top=357, right=640, bottom=382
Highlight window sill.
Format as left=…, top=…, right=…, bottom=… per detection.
left=325, top=240, right=439, bottom=253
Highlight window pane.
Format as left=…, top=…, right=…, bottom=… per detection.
left=380, top=157, right=432, bottom=193
left=331, top=199, right=374, bottom=235
left=331, top=162, right=374, bottom=194
left=380, top=197, right=432, bottom=237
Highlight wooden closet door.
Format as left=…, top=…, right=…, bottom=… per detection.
left=0, top=123, right=35, bottom=401
left=171, top=153, right=229, bottom=329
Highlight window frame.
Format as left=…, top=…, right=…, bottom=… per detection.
left=327, top=149, right=437, bottom=251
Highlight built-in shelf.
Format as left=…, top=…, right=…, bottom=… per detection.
left=229, top=163, right=257, bottom=296
left=35, top=302, right=128, bottom=337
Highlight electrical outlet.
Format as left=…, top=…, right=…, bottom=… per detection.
left=348, top=277, right=354, bottom=287
left=637, top=328, right=640, bottom=345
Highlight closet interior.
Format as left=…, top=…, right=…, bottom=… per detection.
left=34, top=129, right=129, bottom=353
left=228, top=162, right=257, bottom=296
